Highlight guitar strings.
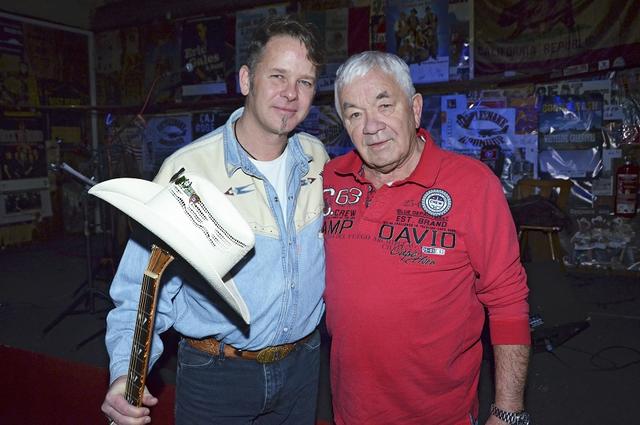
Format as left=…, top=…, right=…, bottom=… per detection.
left=126, top=252, right=157, bottom=404
left=123, top=247, right=173, bottom=406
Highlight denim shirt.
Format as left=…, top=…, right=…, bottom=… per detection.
left=106, top=108, right=328, bottom=382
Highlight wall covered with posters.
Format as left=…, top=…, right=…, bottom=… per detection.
left=0, top=15, right=90, bottom=229
left=91, top=0, right=474, bottom=165
left=5, top=1, right=640, bottom=268
left=86, top=0, right=640, bottom=271
left=93, top=0, right=473, bottom=107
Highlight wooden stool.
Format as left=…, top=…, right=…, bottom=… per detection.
left=513, top=178, right=572, bottom=268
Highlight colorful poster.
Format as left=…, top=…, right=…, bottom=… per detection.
left=510, top=96, right=538, bottom=135
left=441, top=94, right=517, bottom=154
left=535, top=79, right=620, bottom=120
left=303, top=7, right=370, bottom=92
left=538, top=94, right=604, bottom=150
left=0, top=53, right=39, bottom=111
left=538, top=94, right=603, bottom=179
left=181, top=17, right=229, bottom=96
left=0, top=186, right=52, bottom=225
left=387, top=0, right=450, bottom=83
left=4, top=18, right=88, bottom=109
left=191, top=111, right=217, bottom=140
left=3, top=189, right=44, bottom=214
left=0, top=117, right=46, bottom=181
left=142, top=114, right=192, bottom=177
left=0, top=114, right=49, bottom=224
left=0, top=143, right=46, bottom=181
left=473, top=87, right=538, bottom=135
left=440, top=95, right=538, bottom=188
left=475, top=0, right=640, bottom=76
left=0, top=176, right=51, bottom=225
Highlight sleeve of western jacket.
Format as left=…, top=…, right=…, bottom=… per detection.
left=105, top=229, right=183, bottom=383
left=465, top=168, right=530, bottom=345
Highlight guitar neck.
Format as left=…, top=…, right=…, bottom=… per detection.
left=124, top=244, right=174, bottom=406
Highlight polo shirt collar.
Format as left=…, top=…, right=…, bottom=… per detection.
left=410, top=128, right=445, bottom=188
left=333, top=128, right=445, bottom=188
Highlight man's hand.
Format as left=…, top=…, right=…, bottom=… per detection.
left=101, top=375, right=158, bottom=425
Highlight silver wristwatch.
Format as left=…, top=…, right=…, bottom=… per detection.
left=490, top=403, right=531, bottom=425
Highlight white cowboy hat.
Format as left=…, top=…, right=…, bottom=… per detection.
left=88, top=170, right=255, bottom=324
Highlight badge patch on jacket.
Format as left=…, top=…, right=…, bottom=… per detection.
left=421, top=189, right=452, bottom=217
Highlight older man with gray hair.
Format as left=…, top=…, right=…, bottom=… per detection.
left=323, top=51, right=532, bottom=425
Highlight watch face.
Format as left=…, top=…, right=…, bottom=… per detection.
left=517, top=412, right=531, bottom=425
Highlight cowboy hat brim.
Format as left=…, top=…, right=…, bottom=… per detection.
left=89, top=178, right=251, bottom=324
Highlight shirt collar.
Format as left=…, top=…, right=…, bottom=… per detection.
left=409, top=128, right=445, bottom=188
left=223, top=107, right=248, bottom=176
left=223, top=107, right=311, bottom=177
left=333, top=128, right=444, bottom=188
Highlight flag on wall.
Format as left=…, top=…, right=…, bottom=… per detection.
left=303, top=6, right=370, bottom=91
left=475, top=0, right=640, bottom=76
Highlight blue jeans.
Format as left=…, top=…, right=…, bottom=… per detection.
left=175, top=330, right=321, bottom=425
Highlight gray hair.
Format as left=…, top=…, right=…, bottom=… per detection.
left=334, top=51, right=416, bottom=119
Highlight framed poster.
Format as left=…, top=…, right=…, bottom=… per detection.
left=142, top=114, right=192, bottom=177
left=0, top=178, right=51, bottom=225
left=387, top=0, right=451, bottom=83
left=182, top=17, right=229, bottom=96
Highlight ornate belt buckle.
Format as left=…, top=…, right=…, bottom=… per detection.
left=257, top=347, right=278, bottom=363
left=256, top=345, right=293, bottom=363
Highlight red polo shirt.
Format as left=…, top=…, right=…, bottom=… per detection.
left=323, top=129, right=530, bottom=425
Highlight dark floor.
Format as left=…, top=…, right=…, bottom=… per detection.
left=1, top=233, right=639, bottom=424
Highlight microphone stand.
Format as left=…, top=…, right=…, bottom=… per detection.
left=58, top=67, right=180, bottom=349
left=51, top=64, right=185, bottom=349
left=42, top=162, right=113, bottom=349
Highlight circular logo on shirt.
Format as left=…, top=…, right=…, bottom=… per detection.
left=421, top=189, right=452, bottom=217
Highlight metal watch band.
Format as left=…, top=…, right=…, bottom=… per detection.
left=490, top=403, right=531, bottom=425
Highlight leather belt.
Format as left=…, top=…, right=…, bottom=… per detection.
left=184, top=333, right=314, bottom=364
